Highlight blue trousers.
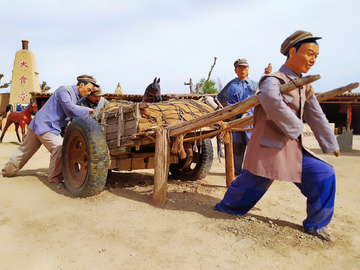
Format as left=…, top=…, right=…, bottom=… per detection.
left=215, top=150, right=336, bottom=233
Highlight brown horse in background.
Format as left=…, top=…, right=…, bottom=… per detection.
left=0, top=104, right=13, bottom=139
left=141, top=77, right=162, bottom=103
left=0, top=99, right=37, bottom=143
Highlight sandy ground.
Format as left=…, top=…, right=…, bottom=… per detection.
left=0, top=132, right=360, bottom=270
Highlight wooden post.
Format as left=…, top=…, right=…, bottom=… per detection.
left=153, top=127, right=170, bottom=206
left=184, top=78, right=194, bottom=94
left=224, top=132, right=234, bottom=187
left=347, top=105, right=351, bottom=132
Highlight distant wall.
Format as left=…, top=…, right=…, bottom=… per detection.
left=0, top=93, right=10, bottom=112
left=0, top=93, right=10, bottom=128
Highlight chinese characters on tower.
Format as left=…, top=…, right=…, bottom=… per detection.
left=19, top=60, right=28, bottom=85
left=18, top=92, right=28, bottom=101
left=20, top=61, right=29, bottom=68
left=19, top=75, right=27, bottom=85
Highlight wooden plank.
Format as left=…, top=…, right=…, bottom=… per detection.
left=124, top=112, right=135, bottom=121
left=106, top=117, right=117, bottom=125
left=107, top=134, right=156, bottom=149
left=109, top=147, right=131, bottom=156
left=169, top=75, right=321, bottom=138
left=106, top=132, right=118, bottom=141
left=124, top=119, right=137, bottom=136
left=107, top=139, right=121, bottom=149
left=109, top=155, right=178, bottom=170
left=315, top=83, right=359, bottom=102
left=113, top=157, right=154, bottom=170
left=105, top=116, right=118, bottom=125
left=153, top=127, right=170, bottom=206
left=124, top=128, right=137, bottom=137
left=123, top=108, right=138, bottom=136
left=124, top=119, right=136, bottom=130
left=107, top=124, right=119, bottom=134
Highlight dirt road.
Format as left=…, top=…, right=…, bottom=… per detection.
left=0, top=133, right=359, bottom=269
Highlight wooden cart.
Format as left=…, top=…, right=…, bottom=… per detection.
left=61, top=98, right=218, bottom=203
left=61, top=75, right=358, bottom=205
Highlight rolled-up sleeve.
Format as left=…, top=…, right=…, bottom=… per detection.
left=258, top=77, right=303, bottom=140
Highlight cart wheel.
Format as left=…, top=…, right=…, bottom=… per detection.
left=62, top=118, right=109, bottom=197
left=169, top=138, right=213, bottom=181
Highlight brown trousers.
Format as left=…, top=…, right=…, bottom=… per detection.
left=1, top=129, right=63, bottom=183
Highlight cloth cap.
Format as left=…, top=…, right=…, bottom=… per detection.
left=77, top=75, right=99, bottom=87
left=234, top=59, right=249, bottom=68
left=90, top=86, right=104, bottom=96
left=280, top=30, right=322, bottom=56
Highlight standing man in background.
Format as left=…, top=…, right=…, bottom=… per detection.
left=227, top=59, right=272, bottom=174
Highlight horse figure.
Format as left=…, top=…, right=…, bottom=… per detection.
left=0, top=99, right=38, bottom=143
left=141, top=77, right=162, bottom=103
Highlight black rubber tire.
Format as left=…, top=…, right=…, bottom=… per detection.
left=62, top=118, right=109, bottom=197
left=169, top=138, right=213, bottom=181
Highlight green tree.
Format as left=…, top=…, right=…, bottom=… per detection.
left=196, top=78, right=217, bottom=94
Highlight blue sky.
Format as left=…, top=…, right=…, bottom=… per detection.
left=1, top=0, right=359, bottom=95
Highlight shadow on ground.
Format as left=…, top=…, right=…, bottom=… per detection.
left=106, top=170, right=304, bottom=234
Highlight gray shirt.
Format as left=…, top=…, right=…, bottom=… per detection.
left=77, top=96, right=109, bottom=117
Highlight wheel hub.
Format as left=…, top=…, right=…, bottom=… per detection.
left=64, top=131, right=88, bottom=188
